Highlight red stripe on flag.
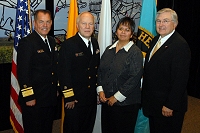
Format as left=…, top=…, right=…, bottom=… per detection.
left=10, top=86, right=22, bottom=112
left=11, top=60, right=17, bottom=78
left=10, top=109, right=24, bottom=133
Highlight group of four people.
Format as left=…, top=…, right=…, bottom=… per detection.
left=17, top=7, right=190, bottom=133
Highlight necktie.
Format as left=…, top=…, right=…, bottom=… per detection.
left=88, top=41, right=92, bottom=59
left=45, top=39, right=51, bottom=52
left=150, top=39, right=161, bottom=58
left=88, top=41, right=92, bottom=54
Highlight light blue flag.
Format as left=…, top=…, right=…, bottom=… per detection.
left=135, top=0, right=157, bottom=133
left=136, top=0, right=157, bottom=58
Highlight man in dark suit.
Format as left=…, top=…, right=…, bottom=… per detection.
left=17, top=9, right=58, bottom=133
left=58, top=11, right=100, bottom=133
left=142, top=8, right=191, bottom=133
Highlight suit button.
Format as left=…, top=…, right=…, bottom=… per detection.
left=52, top=72, right=54, bottom=75
left=96, top=75, right=98, bottom=77
left=95, top=66, right=98, bottom=69
left=52, top=82, right=54, bottom=84
left=88, top=85, right=90, bottom=88
left=89, top=76, right=91, bottom=79
left=88, top=68, right=90, bottom=70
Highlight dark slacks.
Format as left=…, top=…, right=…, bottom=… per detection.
left=21, top=105, right=56, bottom=133
left=149, top=111, right=185, bottom=133
left=101, top=103, right=140, bottom=133
left=63, top=103, right=97, bottom=133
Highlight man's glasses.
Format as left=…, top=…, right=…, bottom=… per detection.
left=156, top=19, right=174, bottom=24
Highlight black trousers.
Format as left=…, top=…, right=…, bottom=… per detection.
left=63, top=103, right=97, bottom=133
left=21, top=105, right=56, bottom=133
left=149, top=111, right=185, bottom=133
left=101, top=103, right=140, bottom=133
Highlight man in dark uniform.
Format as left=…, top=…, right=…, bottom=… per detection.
left=17, top=9, right=58, bottom=133
left=58, top=11, right=100, bottom=133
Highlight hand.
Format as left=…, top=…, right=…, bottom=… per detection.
left=162, top=106, right=173, bottom=117
left=26, top=99, right=36, bottom=106
left=65, top=100, right=78, bottom=109
left=99, top=91, right=107, bottom=103
left=97, top=95, right=101, bottom=104
left=107, top=96, right=117, bottom=106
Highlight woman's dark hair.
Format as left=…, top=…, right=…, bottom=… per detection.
left=114, top=17, right=135, bottom=41
left=115, top=17, right=135, bottom=34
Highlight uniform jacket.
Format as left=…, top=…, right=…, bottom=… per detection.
left=17, top=31, right=58, bottom=107
left=58, top=33, right=100, bottom=106
left=142, top=31, right=191, bottom=117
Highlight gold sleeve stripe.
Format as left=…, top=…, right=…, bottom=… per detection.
left=22, top=88, right=34, bottom=97
left=62, top=89, right=74, bottom=98
left=21, top=87, right=32, bottom=92
left=62, top=88, right=73, bottom=93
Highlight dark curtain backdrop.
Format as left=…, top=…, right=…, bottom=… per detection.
left=0, top=64, right=12, bottom=131
left=157, top=0, right=200, bottom=98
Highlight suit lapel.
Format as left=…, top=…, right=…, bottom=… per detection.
left=91, top=38, right=99, bottom=56
left=33, top=31, right=52, bottom=57
left=145, top=37, right=159, bottom=65
left=145, top=32, right=177, bottom=67
left=47, top=36, right=56, bottom=62
left=75, top=33, right=93, bottom=61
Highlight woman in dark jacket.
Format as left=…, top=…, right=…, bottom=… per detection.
left=97, top=17, right=143, bottom=133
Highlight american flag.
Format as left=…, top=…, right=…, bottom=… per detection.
left=10, top=0, right=31, bottom=132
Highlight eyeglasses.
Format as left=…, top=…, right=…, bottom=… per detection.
left=156, top=19, right=174, bottom=24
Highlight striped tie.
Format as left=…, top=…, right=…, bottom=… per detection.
left=150, top=39, right=161, bottom=58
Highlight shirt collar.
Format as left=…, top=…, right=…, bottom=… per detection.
left=78, top=32, right=91, bottom=46
left=109, top=40, right=134, bottom=52
left=159, top=30, right=175, bottom=44
left=35, top=30, right=48, bottom=41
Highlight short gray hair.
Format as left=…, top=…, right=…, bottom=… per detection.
left=156, top=8, right=178, bottom=25
left=76, top=11, right=95, bottom=24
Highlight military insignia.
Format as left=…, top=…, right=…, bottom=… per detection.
left=75, top=52, right=84, bottom=57
left=23, top=84, right=27, bottom=88
left=37, top=49, right=44, bottom=53
left=96, top=49, right=100, bottom=54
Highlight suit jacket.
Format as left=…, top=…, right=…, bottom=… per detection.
left=142, top=31, right=191, bottom=117
left=17, top=31, right=58, bottom=107
left=58, top=33, right=100, bottom=106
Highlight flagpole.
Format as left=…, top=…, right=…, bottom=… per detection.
left=27, top=0, right=32, bottom=32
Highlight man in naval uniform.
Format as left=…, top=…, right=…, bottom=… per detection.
left=58, top=11, right=100, bottom=133
left=17, top=9, right=58, bottom=133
